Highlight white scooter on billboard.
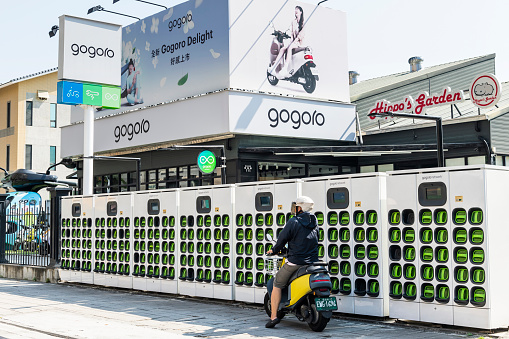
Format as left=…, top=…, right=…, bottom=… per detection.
left=266, top=24, right=319, bottom=94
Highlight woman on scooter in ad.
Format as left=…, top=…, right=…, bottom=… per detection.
left=273, top=6, right=305, bottom=77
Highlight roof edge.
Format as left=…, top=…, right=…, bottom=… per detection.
left=351, top=54, right=496, bottom=102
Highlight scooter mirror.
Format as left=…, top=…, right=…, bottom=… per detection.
left=266, top=234, right=273, bottom=242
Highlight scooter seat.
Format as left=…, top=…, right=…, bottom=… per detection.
left=288, top=264, right=328, bottom=283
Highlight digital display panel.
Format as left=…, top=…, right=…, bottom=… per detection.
left=426, top=187, right=442, bottom=200
left=201, top=199, right=210, bottom=209
left=333, top=192, right=346, bottom=204
left=260, top=196, right=271, bottom=207
left=150, top=202, right=159, bottom=212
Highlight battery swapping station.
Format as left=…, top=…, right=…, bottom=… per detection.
left=386, top=165, right=509, bottom=329
left=302, top=173, right=389, bottom=317
left=158, top=190, right=179, bottom=295
left=93, top=193, right=133, bottom=289
left=178, top=185, right=235, bottom=300
left=132, top=191, right=177, bottom=293
left=234, top=180, right=301, bottom=304
left=301, top=176, right=353, bottom=313
left=386, top=173, right=421, bottom=321
left=60, top=195, right=94, bottom=284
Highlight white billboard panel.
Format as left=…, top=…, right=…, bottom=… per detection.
left=58, top=15, right=122, bottom=86
left=61, top=92, right=356, bottom=157
left=229, top=92, right=356, bottom=141
left=229, top=0, right=350, bottom=103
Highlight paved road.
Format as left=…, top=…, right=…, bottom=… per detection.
left=0, top=279, right=501, bottom=339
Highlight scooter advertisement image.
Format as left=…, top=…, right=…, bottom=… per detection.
left=229, top=0, right=349, bottom=103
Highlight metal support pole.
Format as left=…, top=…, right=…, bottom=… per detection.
left=436, top=119, right=444, bottom=167
left=0, top=194, right=7, bottom=264
left=83, top=105, right=95, bottom=195
left=136, top=158, right=141, bottom=191
left=47, top=187, right=72, bottom=268
left=220, top=148, right=226, bottom=185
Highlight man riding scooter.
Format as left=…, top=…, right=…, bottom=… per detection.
left=265, top=196, right=318, bottom=328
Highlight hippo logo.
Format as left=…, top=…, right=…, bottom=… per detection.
left=474, top=83, right=494, bottom=96
left=471, top=74, right=502, bottom=109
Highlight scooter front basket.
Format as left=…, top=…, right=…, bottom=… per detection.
left=265, top=258, right=283, bottom=275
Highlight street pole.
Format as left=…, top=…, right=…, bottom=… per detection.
left=83, top=105, right=94, bottom=195
left=436, top=119, right=444, bottom=167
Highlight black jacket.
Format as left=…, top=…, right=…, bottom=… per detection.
left=272, top=211, right=319, bottom=265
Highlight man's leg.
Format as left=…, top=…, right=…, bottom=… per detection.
left=270, top=286, right=282, bottom=320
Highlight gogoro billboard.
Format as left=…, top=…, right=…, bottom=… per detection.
left=90, top=0, right=349, bottom=118
left=58, top=15, right=122, bottom=86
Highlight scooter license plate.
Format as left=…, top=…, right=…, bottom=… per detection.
left=315, top=297, right=338, bottom=311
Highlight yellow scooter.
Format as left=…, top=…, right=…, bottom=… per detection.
left=264, top=235, right=337, bottom=332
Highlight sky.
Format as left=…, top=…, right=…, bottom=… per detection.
left=0, top=0, right=507, bottom=85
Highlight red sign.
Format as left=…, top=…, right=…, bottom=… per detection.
left=369, top=87, right=465, bottom=119
left=470, top=74, right=501, bottom=109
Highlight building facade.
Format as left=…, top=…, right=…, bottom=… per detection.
left=0, top=70, right=74, bottom=199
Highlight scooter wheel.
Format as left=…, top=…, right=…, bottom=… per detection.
left=263, top=293, right=285, bottom=320
left=307, top=304, right=329, bottom=332
left=302, top=68, right=316, bottom=94
left=267, top=72, right=279, bottom=86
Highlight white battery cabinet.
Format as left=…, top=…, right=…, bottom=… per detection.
left=158, top=190, right=179, bottom=295
left=448, top=166, right=508, bottom=329
left=350, top=174, right=389, bottom=317
left=387, top=165, right=509, bottom=330
left=93, top=193, right=133, bottom=289
left=132, top=191, right=174, bottom=293
left=178, top=185, right=235, bottom=300
left=233, top=180, right=300, bottom=304
left=302, top=173, right=389, bottom=317
left=386, top=173, right=420, bottom=322
left=301, top=176, right=354, bottom=314
left=60, top=195, right=94, bottom=285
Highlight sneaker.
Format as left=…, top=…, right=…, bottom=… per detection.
left=265, top=318, right=281, bottom=328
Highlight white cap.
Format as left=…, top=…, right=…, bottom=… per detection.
left=295, top=196, right=314, bottom=212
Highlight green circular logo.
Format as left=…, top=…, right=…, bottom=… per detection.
left=198, top=150, right=217, bottom=174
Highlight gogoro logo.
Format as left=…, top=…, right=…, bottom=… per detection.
left=197, top=150, right=216, bottom=174
left=114, top=119, right=150, bottom=142
left=168, top=13, right=193, bottom=31
left=268, top=108, right=325, bottom=129
left=71, top=44, right=115, bottom=58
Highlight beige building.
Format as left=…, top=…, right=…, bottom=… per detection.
left=0, top=69, right=74, bottom=199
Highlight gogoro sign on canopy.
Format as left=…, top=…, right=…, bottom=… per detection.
left=198, top=150, right=217, bottom=174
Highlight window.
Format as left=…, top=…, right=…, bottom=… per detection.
left=467, top=156, right=486, bottom=165
left=50, top=104, right=57, bottom=128
left=50, top=146, right=56, bottom=167
left=25, top=145, right=32, bottom=170
left=6, top=102, right=11, bottom=128
left=26, top=101, right=33, bottom=126
left=5, top=145, right=9, bottom=171
left=446, top=157, right=465, bottom=167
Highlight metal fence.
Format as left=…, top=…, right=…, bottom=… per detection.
left=1, top=199, right=52, bottom=266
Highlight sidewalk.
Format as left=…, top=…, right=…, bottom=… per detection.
left=0, top=278, right=500, bottom=339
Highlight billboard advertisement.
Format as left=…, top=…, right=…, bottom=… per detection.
left=229, top=0, right=349, bottom=103
left=111, top=0, right=229, bottom=113
left=58, top=15, right=122, bottom=86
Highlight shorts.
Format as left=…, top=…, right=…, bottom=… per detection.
left=274, top=263, right=303, bottom=289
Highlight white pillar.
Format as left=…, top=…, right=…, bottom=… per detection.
left=83, top=105, right=94, bottom=195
